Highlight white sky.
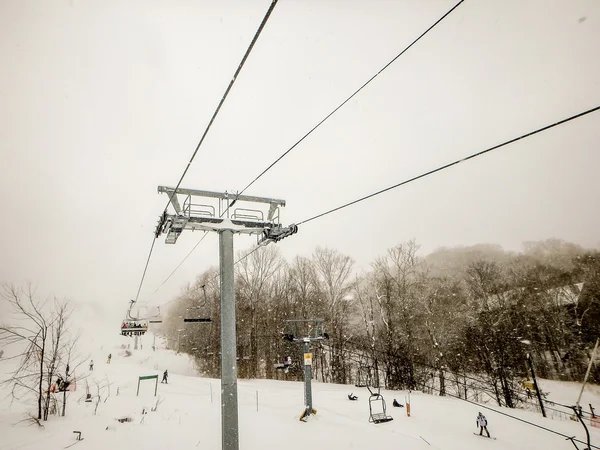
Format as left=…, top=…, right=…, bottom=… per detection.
left=1, top=0, right=599, bottom=319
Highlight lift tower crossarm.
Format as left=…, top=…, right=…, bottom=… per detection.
left=157, top=186, right=285, bottom=207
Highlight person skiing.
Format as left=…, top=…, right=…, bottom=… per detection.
left=107, top=353, right=112, bottom=364
left=477, top=412, right=490, bottom=437
left=393, top=399, right=404, bottom=408
left=161, top=369, right=168, bottom=384
left=348, top=393, right=358, bottom=400
left=89, top=359, right=94, bottom=371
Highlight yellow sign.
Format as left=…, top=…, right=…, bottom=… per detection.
left=304, top=353, right=312, bottom=366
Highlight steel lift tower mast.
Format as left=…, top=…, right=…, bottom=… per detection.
left=155, top=186, right=296, bottom=450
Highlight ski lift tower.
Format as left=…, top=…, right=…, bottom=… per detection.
left=282, top=319, right=328, bottom=421
left=155, top=186, right=296, bottom=450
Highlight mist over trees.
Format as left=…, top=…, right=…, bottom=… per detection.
left=162, top=238, right=600, bottom=409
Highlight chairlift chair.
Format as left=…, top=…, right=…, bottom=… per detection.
left=183, top=287, right=213, bottom=322
left=366, top=385, right=393, bottom=424
left=121, top=301, right=162, bottom=336
left=121, top=320, right=148, bottom=336
left=149, top=307, right=163, bottom=324
left=274, top=355, right=293, bottom=372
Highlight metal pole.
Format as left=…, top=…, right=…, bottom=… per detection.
left=576, top=337, right=599, bottom=409
left=134, top=307, right=140, bottom=350
left=571, top=405, right=591, bottom=450
left=303, top=340, right=313, bottom=415
left=526, top=353, right=546, bottom=418
left=220, top=229, right=239, bottom=450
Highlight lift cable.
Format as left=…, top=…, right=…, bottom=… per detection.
left=296, top=105, right=600, bottom=227
left=230, top=0, right=465, bottom=205
left=162, top=0, right=279, bottom=214
left=154, top=243, right=261, bottom=308
left=151, top=104, right=599, bottom=306
left=423, top=382, right=598, bottom=449
left=150, top=0, right=466, bottom=291
left=132, top=0, right=279, bottom=303
left=336, top=340, right=585, bottom=420
left=135, top=238, right=158, bottom=302
left=318, top=340, right=595, bottom=448
left=152, top=232, right=209, bottom=295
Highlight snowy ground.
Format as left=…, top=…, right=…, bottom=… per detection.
left=1, top=332, right=599, bottom=450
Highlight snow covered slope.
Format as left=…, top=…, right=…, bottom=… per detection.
left=0, top=333, right=598, bottom=450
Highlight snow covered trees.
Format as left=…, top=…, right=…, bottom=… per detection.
left=162, top=240, right=600, bottom=407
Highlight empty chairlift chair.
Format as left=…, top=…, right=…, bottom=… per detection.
left=367, top=385, right=393, bottom=424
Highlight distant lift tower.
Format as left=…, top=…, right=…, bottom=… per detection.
left=155, top=186, right=297, bottom=450
left=283, top=319, right=328, bottom=421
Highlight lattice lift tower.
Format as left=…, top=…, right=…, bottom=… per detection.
left=155, top=186, right=297, bottom=450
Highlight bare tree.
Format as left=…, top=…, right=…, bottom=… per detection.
left=352, top=274, right=381, bottom=387
left=312, top=247, right=354, bottom=384
left=0, top=284, right=51, bottom=420
left=236, top=246, right=283, bottom=378
left=0, top=284, right=76, bottom=421
left=61, top=331, right=87, bottom=416
left=371, top=240, right=422, bottom=389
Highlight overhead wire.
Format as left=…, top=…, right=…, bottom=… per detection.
left=421, top=382, right=598, bottom=449
left=151, top=0, right=466, bottom=292
left=317, top=340, right=595, bottom=447
left=161, top=0, right=279, bottom=214
left=154, top=105, right=600, bottom=310
left=150, top=10, right=599, bottom=312
left=154, top=242, right=263, bottom=308
left=152, top=232, right=209, bottom=295
left=132, top=0, right=279, bottom=303
left=296, top=105, right=600, bottom=226
left=231, top=0, right=466, bottom=202
left=328, top=339, right=590, bottom=420
left=135, top=237, right=158, bottom=302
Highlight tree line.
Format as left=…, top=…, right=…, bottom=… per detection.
left=162, top=238, right=600, bottom=409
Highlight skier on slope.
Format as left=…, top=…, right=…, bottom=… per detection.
left=89, top=359, right=94, bottom=371
left=161, top=369, right=168, bottom=384
left=476, top=412, right=490, bottom=437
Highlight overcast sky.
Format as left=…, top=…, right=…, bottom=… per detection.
left=1, top=0, right=598, bottom=322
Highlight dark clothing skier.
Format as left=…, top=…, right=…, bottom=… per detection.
left=477, top=412, right=490, bottom=437
left=161, top=370, right=168, bottom=384
left=348, top=393, right=358, bottom=401
left=89, top=360, right=94, bottom=371
left=393, top=399, right=404, bottom=408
